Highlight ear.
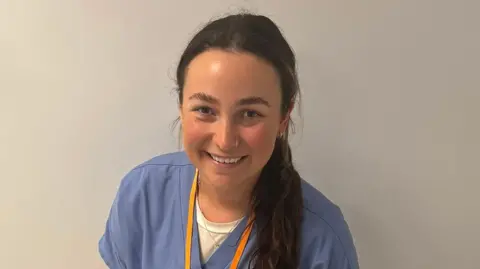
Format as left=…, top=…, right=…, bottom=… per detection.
left=178, top=104, right=184, bottom=121
left=279, top=102, right=294, bottom=134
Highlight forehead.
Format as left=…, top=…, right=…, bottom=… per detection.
left=183, top=49, right=281, bottom=104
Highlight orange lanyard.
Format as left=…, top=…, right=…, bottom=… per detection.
left=185, top=169, right=254, bottom=269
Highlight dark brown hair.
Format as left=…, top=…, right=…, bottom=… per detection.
left=175, top=12, right=303, bottom=269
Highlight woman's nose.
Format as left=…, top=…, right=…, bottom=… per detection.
left=213, top=119, right=238, bottom=151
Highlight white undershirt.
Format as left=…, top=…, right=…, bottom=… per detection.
left=195, top=199, right=243, bottom=263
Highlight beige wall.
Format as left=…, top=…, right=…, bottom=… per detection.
left=1, top=0, right=478, bottom=268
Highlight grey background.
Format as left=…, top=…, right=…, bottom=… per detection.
left=1, top=0, right=479, bottom=268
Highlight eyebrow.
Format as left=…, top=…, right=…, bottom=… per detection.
left=188, top=92, right=270, bottom=107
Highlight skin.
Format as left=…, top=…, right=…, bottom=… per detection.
left=179, top=49, right=290, bottom=223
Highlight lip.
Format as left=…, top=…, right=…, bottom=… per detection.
left=203, top=151, right=247, bottom=167
left=208, top=153, right=245, bottom=159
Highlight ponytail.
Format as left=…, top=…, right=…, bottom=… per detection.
left=249, top=134, right=303, bottom=269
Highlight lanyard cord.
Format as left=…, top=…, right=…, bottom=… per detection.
left=184, top=169, right=254, bottom=269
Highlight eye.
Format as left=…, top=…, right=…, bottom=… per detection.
left=193, top=106, right=214, bottom=115
left=243, top=110, right=262, bottom=118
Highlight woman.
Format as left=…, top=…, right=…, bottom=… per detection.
left=99, top=13, right=359, bottom=269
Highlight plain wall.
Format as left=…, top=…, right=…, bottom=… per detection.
left=1, top=0, right=479, bottom=268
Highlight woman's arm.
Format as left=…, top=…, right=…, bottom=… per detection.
left=98, top=168, right=144, bottom=269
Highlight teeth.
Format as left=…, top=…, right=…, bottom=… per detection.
left=210, top=154, right=242, bottom=164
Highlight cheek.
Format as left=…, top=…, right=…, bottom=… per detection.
left=241, top=123, right=278, bottom=154
left=182, top=117, right=207, bottom=148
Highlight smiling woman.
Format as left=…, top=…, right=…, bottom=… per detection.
left=99, top=12, right=359, bottom=269
left=180, top=49, right=285, bottom=216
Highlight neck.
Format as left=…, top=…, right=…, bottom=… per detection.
left=197, top=173, right=257, bottom=223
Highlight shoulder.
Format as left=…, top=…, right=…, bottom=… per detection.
left=119, top=151, right=193, bottom=193
left=105, top=151, right=194, bottom=218
left=132, top=150, right=193, bottom=171
left=99, top=151, right=194, bottom=268
left=299, top=180, right=359, bottom=269
left=114, top=151, right=194, bottom=221
left=114, top=150, right=195, bottom=232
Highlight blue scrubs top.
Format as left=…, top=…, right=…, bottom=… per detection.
left=99, top=151, right=359, bottom=269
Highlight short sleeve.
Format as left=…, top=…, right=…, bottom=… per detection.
left=300, top=206, right=359, bottom=269
left=306, top=235, right=359, bottom=269
left=98, top=167, right=145, bottom=269
left=313, top=252, right=352, bottom=269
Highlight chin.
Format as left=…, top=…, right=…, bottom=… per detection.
left=202, top=168, right=243, bottom=183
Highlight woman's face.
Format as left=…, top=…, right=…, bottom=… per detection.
left=180, top=49, right=289, bottom=189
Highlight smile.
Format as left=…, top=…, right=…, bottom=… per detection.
left=206, top=152, right=246, bottom=164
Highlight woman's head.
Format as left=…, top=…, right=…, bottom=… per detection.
left=176, top=13, right=299, bottom=189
